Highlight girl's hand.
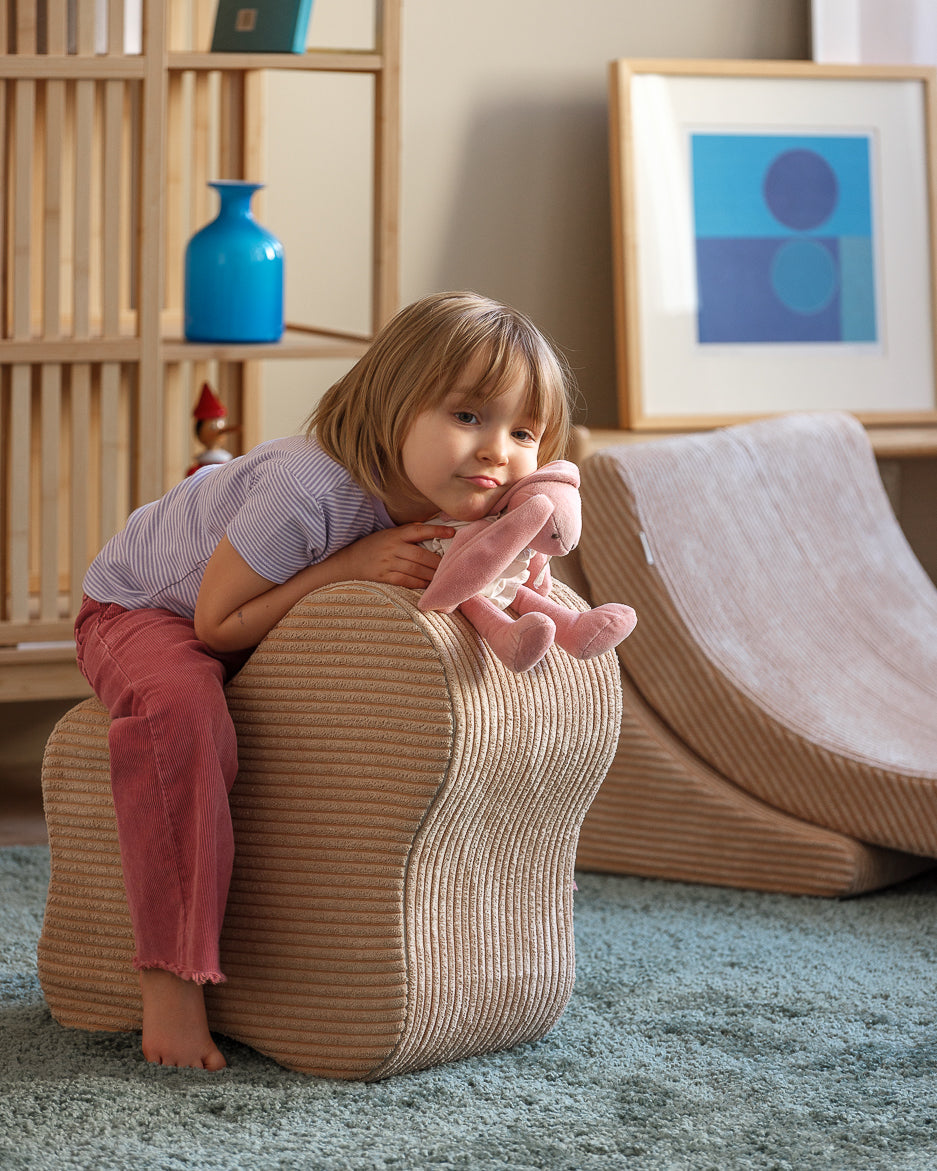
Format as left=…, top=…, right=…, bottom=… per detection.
left=332, top=523, right=455, bottom=590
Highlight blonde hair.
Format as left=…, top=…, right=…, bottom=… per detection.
left=306, top=291, right=575, bottom=502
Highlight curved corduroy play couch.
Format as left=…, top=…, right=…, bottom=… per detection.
left=572, top=412, right=937, bottom=897
left=38, top=580, right=622, bottom=1079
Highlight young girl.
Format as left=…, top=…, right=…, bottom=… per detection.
left=75, top=290, right=574, bottom=1070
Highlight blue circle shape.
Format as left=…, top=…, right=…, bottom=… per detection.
left=770, top=238, right=838, bottom=315
left=763, top=149, right=838, bottom=232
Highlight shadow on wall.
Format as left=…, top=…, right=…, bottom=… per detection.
left=433, top=95, right=621, bottom=428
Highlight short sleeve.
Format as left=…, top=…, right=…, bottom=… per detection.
left=225, top=462, right=327, bottom=583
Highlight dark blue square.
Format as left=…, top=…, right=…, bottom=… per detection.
left=696, top=238, right=841, bottom=344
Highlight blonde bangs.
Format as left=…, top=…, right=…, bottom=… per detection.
left=416, top=311, right=574, bottom=465
left=308, top=292, right=575, bottom=503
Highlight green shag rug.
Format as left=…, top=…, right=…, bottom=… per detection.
left=3, top=844, right=937, bottom=1171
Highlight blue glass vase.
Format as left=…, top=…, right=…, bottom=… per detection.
left=184, top=181, right=284, bottom=343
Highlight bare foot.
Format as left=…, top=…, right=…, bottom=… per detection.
left=139, top=968, right=227, bottom=1070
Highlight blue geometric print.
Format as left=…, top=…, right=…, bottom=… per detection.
left=691, top=133, right=877, bottom=344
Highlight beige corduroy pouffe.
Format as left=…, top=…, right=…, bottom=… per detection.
left=37, top=580, right=622, bottom=1080
left=575, top=412, right=937, bottom=884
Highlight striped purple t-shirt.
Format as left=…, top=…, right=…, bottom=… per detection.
left=82, top=435, right=394, bottom=618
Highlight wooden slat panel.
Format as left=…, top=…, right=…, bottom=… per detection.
left=187, top=58, right=219, bottom=458
left=135, top=0, right=167, bottom=506
left=72, top=78, right=94, bottom=337
left=39, top=365, right=61, bottom=619
left=0, top=370, right=8, bottom=622
left=162, top=361, right=185, bottom=485
left=69, top=365, right=92, bottom=609
left=72, top=0, right=97, bottom=343
left=99, top=362, right=121, bottom=541
left=0, top=18, right=8, bottom=625
left=372, top=0, right=401, bottom=329
left=46, top=3, right=68, bottom=56
left=8, top=21, right=35, bottom=623
left=13, top=79, right=35, bottom=340
left=102, top=79, right=123, bottom=336
left=8, top=365, right=30, bottom=622
left=17, top=2, right=37, bottom=55
left=108, top=0, right=127, bottom=55
left=218, top=70, right=244, bottom=178
left=77, top=0, right=96, bottom=57
left=240, top=70, right=264, bottom=450
left=121, top=81, right=138, bottom=329
left=45, top=4, right=67, bottom=335
left=44, top=78, right=65, bottom=337
left=168, top=2, right=194, bottom=498
left=195, top=0, right=214, bottom=52
left=0, top=80, right=8, bottom=341
left=165, top=69, right=185, bottom=318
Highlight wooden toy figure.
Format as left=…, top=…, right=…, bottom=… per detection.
left=187, top=383, right=240, bottom=476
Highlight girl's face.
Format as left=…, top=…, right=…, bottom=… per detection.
left=389, top=370, right=543, bottom=524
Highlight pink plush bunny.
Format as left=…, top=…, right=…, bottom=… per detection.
left=418, top=460, right=636, bottom=672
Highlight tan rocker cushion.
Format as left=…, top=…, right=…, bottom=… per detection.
left=576, top=666, right=927, bottom=897
left=576, top=412, right=937, bottom=881
left=38, top=580, right=622, bottom=1080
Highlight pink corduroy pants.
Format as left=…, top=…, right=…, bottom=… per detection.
left=74, top=596, right=254, bottom=984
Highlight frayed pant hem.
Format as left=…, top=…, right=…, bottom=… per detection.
left=134, top=959, right=227, bottom=986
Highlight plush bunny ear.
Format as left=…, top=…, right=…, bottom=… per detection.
left=496, top=460, right=580, bottom=509
left=418, top=494, right=555, bottom=614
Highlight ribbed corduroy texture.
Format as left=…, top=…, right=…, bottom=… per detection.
left=576, top=666, right=926, bottom=897
left=38, top=581, right=622, bottom=1080
left=577, top=412, right=937, bottom=882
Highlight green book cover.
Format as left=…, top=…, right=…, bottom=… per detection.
left=211, top=0, right=314, bottom=53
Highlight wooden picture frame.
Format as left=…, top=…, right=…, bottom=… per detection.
left=609, top=59, right=937, bottom=430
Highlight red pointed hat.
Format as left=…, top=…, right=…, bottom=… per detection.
left=193, top=382, right=227, bottom=420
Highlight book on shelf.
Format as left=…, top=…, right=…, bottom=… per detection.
left=211, top=0, right=315, bottom=54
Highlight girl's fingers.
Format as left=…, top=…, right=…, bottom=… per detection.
left=398, top=523, right=456, bottom=544
left=339, top=523, right=457, bottom=587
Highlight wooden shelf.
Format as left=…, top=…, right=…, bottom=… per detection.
left=863, top=426, right=937, bottom=459
left=0, top=326, right=373, bottom=364
left=573, top=424, right=937, bottom=463
left=0, top=55, right=147, bottom=79
left=0, top=646, right=91, bottom=703
left=161, top=326, right=372, bottom=362
left=168, top=49, right=385, bottom=74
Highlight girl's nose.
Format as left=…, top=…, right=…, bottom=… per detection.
left=478, top=432, right=509, bottom=463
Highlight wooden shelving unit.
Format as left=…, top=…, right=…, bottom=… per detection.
left=0, top=0, right=400, bottom=699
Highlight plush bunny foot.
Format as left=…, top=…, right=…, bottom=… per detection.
left=488, top=611, right=557, bottom=673
left=552, top=603, right=637, bottom=661
left=459, top=594, right=557, bottom=673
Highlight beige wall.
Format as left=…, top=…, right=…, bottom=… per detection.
left=260, top=0, right=810, bottom=439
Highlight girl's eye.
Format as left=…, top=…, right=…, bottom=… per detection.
left=513, top=429, right=538, bottom=443
left=454, top=411, right=479, bottom=425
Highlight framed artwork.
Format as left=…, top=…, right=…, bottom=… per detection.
left=608, top=59, right=937, bottom=430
